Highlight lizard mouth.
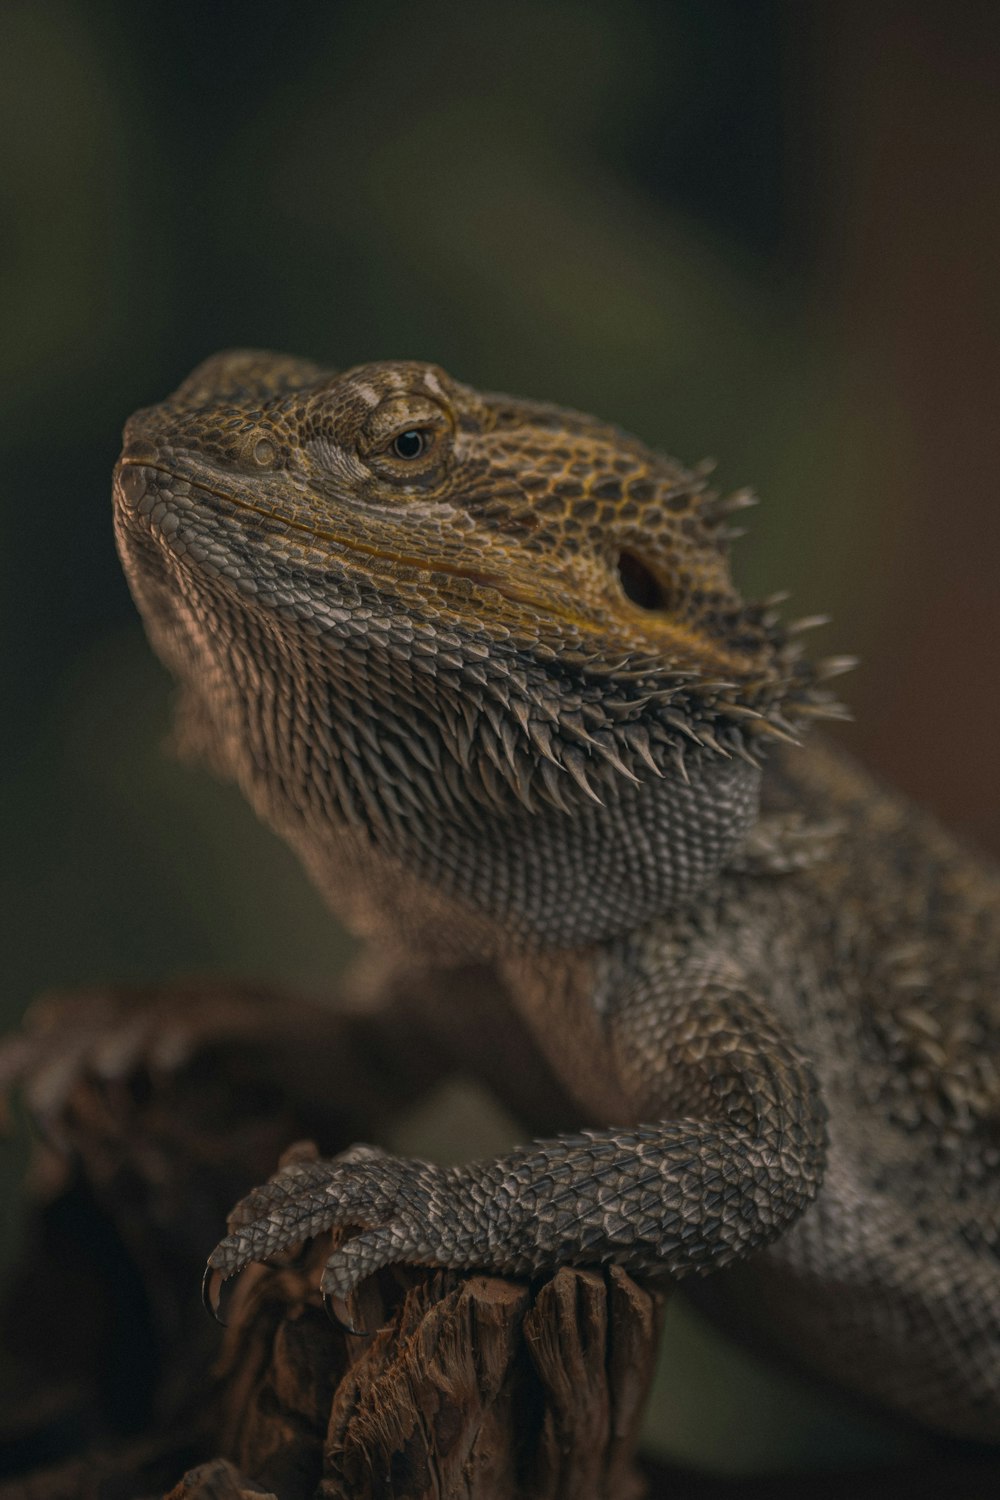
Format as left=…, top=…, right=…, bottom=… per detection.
left=115, top=455, right=595, bottom=629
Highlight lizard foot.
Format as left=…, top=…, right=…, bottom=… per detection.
left=204, top=1141, right=466, bottom=1325
left=205, top=1103, right=826, bottom=1325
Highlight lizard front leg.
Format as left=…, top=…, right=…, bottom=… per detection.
left=205, top=952, right=828, bottom=1303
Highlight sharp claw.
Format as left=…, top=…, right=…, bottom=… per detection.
left=323, top=1289, right=366, bottom=1337
left=202, top=1264, right=229, bottom=1325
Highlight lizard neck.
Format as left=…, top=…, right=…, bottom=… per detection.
left=115, top=498, right=758, bottom=954
left=297, top=758, right=761, bottom=957
left=144, top=567, right=760, bottom=956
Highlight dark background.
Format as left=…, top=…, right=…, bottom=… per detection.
left=2, top=0, right=999, bottom=1477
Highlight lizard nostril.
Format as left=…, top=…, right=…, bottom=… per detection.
left=117, top=463, right=150, bottom=510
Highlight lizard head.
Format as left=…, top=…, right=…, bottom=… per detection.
left=114, top=349, right=846, bottom=947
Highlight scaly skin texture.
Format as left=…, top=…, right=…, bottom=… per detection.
left=112, top=350, right=1000, bottom=1442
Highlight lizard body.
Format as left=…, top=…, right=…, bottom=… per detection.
left=112, top=351, right=1000, bottom=1442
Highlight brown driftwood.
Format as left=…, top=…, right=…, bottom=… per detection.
left=205, top=1240, right=661, bottom=1500
left=0, top=982, right=664, bottom=1500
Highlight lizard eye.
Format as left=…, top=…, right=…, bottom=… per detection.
left=392, top=429, right=430, bottom=460
left=617, top=550, right=669, bottom=611
left=359, top=393, right=452, bottom=482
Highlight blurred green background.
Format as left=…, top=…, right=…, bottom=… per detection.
left=2, top=0, right=999, bottom=1477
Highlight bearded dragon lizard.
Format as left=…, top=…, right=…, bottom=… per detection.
left=108, top=349, right=1000, bottom=1442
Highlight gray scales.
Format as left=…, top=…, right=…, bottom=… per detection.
left=110, top=350, right=1000, bottom=1442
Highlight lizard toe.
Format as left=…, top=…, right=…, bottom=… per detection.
left=213, top=1147, right=437, bottom=1282
left=319, top=1224, right=425, bottom=1303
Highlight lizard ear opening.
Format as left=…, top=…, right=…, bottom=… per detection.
left=617, top=550, right=669, bottom=611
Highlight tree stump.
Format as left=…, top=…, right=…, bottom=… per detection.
left=0, top=982, right=666, bottom=1500
left=202, top=1235, right=662, bottom=1500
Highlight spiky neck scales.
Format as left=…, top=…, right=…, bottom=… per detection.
left=113, top=350, right=846, bottom=953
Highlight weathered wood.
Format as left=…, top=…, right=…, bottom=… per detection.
left=209, top=1228, right=663, bottom=1499
left=164, top=1459, right=279, bottom=1500
left=0, top=982, right=665, bottom=1500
